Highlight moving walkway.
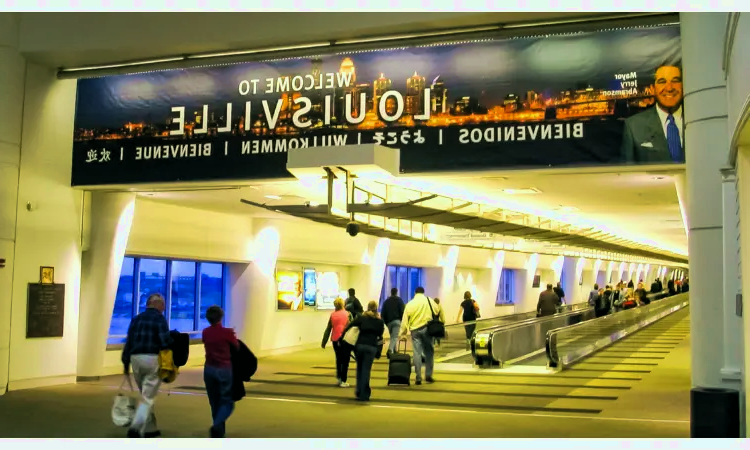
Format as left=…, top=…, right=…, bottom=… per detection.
left=435, top=301, right=592, bottom=362
left=458, top=291, right=687, bottom=370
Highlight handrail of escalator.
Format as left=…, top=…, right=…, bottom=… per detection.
left=545, top=292, right=690, bottom=369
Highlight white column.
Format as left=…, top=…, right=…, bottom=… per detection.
left=349, top=237, right=390, bottom=307
left=561, top=257, right=577, bottom=304
left=738, top=147, right=750, bottom=435
left=230, top=222, right=281, bottom=355
left=76, top=192, right=136, bottom=378
left=722, top=169, right=745, bottom=383
left=680, top=13, right=732, bottom=391
left=0, top=12, right=24, bottom=396
left=518, top=253, right=540, bottom=313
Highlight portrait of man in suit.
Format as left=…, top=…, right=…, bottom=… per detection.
left=620, top=63, right=684, bottom=164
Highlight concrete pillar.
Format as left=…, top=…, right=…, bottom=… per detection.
left=0, top=12, right=23, bottom=396
left=681, top=10, right=738, bottom=407
left=76, top=193, right=136, bottom=378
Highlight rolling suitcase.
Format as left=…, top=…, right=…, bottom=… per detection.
left=387, top=340, right=412, bottom=386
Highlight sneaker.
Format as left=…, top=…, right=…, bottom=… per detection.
left=336, top=378, right=341, bottom=385
left=425, top=377, right=435, bottom=384
left=415, top=380, right=422, bottom=386
left=339, top=381, right=350, bottom=387
left=144, top=430, right=162, bottom=438
left=209, top=426, right=223, bottom=438
left=127, top=429, right=141, bottom=438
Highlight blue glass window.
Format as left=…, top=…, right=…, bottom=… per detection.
left=108, top=257, right=227, bottom=345
left=379, top=265, right=424, bottom=307
left=199, top=263, right=225, bottom=330
left=170, top=261, right=197, bottom=333
left=109, top=257, right=135, bottom=337
left=496, top=269, right=516, bottom=305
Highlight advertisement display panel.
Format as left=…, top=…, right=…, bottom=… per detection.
left=276, top=270, right=303, bottom=311
left=315, top=271, right=342, bottom=310
left=302, top=268, right=317, bottom=306
left=71, top=25, right=683, bottom=186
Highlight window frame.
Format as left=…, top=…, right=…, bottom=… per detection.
left=107, top=256, right=227, bottom=350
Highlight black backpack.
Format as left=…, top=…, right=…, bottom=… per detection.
left=169, top=330, right=190, bottom=367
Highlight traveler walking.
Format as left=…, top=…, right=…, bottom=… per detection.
left=343, top=301, right=384, bottom=402
left=380, top=288, right=405, bottom=358
left=122, top=293, right=173, bottom=438
left=399, top=287, right=445, bottom=385
left=537, top=284, right=561, bottom=317
left=322, top=298, right=352, bottom=387
left=345, top=288, right=363, bottom=319
left=455, top=291, right=479, bottom=346
left=202, top=306, right=239, bottom=438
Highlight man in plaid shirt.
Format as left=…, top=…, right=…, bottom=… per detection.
left=122, top=293, right=173, bottom=438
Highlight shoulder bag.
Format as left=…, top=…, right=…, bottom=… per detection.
left=425, top=297, right=445, bottom=339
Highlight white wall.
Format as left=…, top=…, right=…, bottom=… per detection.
left=7, top=63, right=82, bottom=391
left=127, top=198, right=254, bottom=263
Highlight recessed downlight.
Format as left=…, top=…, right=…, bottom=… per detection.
left=265, top=195, right=282, bottom=200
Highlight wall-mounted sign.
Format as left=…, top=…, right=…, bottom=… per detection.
left=27, top=283, right=65, bottom=338
left=276, top=271, right=303, bottom=311
left=71, top=25, right=683, bottom=187
left=532, top=274, right=541, bottom=288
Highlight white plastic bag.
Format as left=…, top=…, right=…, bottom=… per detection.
left=342, top=326, right=360, bottom=346
left=111, top=375, right=136, bottom=427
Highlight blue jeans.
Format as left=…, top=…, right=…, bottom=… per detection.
left=203, top=365, right=234, bottom=437
left=354, top=344, right=378, bottom=401
left=411, top=327, right=434, bottom=382
left=387, top=320, right=401, bottom=354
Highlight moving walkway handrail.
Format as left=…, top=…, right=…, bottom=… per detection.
left=446, top=301, right=590, bottom=332
left=545, top=292, right=690, bottom=369
left=471, top=304, right=595, bottom=367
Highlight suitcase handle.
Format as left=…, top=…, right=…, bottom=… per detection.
left=397, top=338, right=408, bottom=354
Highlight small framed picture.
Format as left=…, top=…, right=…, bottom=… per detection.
left=40, top=266, right=54, bottom=285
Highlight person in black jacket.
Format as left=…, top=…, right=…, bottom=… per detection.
left=553, top=282, right=566, bottom=306
left=345, top=288, right=364, bottom=318
left=343, top=301, right=384, bottom=402
left=380, top=288, right=405, bottom=358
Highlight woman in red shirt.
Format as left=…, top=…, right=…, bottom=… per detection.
left=321, top=298, right=352, bottom=387
left=202, top=305, right=239, bottom=438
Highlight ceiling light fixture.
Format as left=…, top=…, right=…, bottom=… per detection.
left=265, top=195, right=282, bottom=200
left=60, top=56, right=187, bottom=72
left=502, top=188, right=541, bottom=195
left=188, top=42, right=332, bottom=59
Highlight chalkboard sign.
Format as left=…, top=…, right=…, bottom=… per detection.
left=26, top=283, right=65, bottom=338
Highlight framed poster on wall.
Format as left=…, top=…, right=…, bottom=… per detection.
left=532, top=274, right=541, bottom=288
left=276, top=270, right=303, bottom=311
left=315, top=271, right=341, bottom=310
left=302, top=268, right=317, bottom=307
